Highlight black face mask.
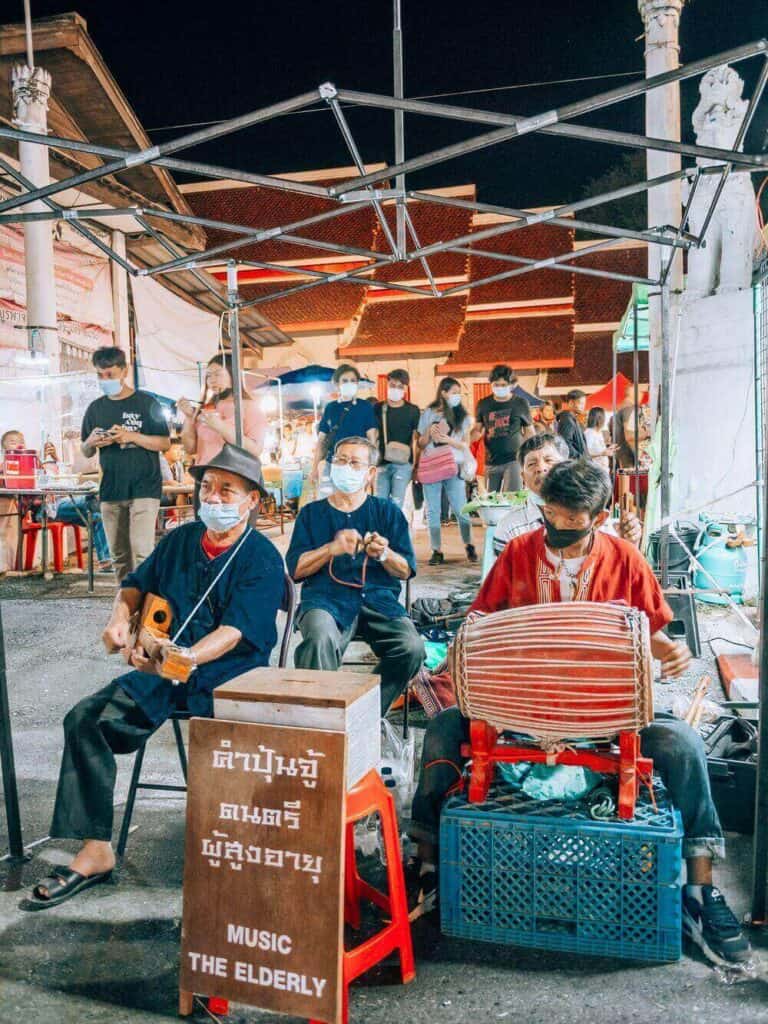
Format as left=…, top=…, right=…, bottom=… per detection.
left=542, top=514, right=594, bottom=550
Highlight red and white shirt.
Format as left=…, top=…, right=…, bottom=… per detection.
left=470, top=525, right=673, bottom=635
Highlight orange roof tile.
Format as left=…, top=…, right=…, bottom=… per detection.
left=439, top=315, right=574, bottom=372
left=238, top=280, right=367, bottom=329
left=185, top=181, right=379, bottom=264
left=574, top=247, right=647, bottom=324
left=468, top=222, right=575, bottom=304
left=371, top=200, right=475, bottom=282
left=546, top=331, right=649, bottom=389
left=343, top=295, right=467, bottom=357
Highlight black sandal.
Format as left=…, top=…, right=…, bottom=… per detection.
left=26, top=868, right=113, bottom=910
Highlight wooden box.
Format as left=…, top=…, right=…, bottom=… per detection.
left=214, top=668, right=380, bottom=789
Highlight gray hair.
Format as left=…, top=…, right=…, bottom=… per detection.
left=333, top=435, right=379, bottom=467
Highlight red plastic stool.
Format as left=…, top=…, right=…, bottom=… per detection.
left=311, top=769, right=416, bottom=1024
left=20, top=517, right=84, bottom=573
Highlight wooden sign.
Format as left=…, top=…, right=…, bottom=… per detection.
left=180, top=718, right=346, bottom=1024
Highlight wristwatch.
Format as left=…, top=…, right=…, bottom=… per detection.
left=378, top=547, right=390, bottom=564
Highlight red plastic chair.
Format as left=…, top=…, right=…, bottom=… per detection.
left=310, top=768, right=415, bottom=1024
left=20, top=515, right=84, bottom=573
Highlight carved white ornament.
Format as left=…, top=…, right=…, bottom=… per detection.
left=10, top=65, right=52, bottom=132
left=637, top=0, right=684, bottom=52
left=684, top=66, right=759, bottom=297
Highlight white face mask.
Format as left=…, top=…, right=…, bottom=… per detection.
left=492, top=385, right=512, bottom=400
left=446, top=393, right=462, bottom=408
left=339, top=381, right=358, bottom=400
left=387, top=386, right=405, bottom=403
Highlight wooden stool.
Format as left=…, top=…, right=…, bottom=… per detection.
left=311, top=768, right=415, bottom=1024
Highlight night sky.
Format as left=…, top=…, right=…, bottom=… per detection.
left=18, top=1, right=768, bottom=208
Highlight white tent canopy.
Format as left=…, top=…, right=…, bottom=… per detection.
left=132, top=275, right=220, bottom=401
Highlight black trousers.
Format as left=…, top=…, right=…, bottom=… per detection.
left=50, top=682, right=158, bottom=842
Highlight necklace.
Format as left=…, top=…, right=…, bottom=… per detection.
left=556, top=534, right=594, bottom=600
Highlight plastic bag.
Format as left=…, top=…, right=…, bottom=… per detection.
left=380, top=718, right=416, bottom=818
left=498, top=762, right=602, bottom=801
left=423, top=640, right=448, bottom=671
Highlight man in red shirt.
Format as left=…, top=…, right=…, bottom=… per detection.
left=410, top=459, right=750, bottom=965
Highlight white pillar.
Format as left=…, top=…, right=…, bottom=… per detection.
left=637, top=1, right=684, bottom=417
left=111, top=230, right=130, bottom=351
left=11, top=64, right=58, bottom=372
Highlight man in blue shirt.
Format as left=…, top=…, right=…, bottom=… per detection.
left=311, top=364, right=378, bottom=497
left=28, top=445, right=285, bottom=910
left=288, top=435, right=424, bottom=714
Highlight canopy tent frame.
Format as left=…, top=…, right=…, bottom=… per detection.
left=0, top=5, right=766, bottom=918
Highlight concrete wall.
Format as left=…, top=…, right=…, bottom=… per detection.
left=673, top=288, right=757, bottom=520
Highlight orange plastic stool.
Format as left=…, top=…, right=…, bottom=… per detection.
left=21, top=518, right=84, bottom=573
left=310, top=769, right=416, bottom=1024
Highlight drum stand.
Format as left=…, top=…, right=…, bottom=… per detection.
left=462, top=721, right=653, bottom=820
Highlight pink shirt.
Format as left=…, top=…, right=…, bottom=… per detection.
left=195, top=396, right=266, bottom=465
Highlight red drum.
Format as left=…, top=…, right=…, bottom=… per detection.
left=451, top=602, right=653, bottom=743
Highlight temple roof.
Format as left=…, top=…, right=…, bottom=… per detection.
left=438, top=315, right=574, bottom=373
left=544, top=330, right=649, bottom=391
left=344, top=295, right=468, bottom=357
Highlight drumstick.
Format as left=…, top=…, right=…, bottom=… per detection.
left=684, top=674, right=711, bottom=728
left=620, top=492, right=636, bottom=516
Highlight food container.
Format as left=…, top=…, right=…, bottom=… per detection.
left=477, top=505, right=513, bottom=526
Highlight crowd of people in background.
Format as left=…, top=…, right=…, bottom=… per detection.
left=0, top=352, right=651, bottom=577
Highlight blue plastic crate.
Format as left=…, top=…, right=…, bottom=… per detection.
left=440, top=782, right=683, bottom=962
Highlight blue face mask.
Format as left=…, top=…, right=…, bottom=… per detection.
left=99, top=378, right=123, bottom=397
left=330, top=463, right=368, bottom=494
left=199, top=500, right=249, bottom=533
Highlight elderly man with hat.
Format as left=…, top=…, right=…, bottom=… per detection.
left=28, top=445, right=285, bottom=910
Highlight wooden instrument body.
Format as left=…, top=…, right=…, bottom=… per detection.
left=130, top=593, right=195, bottom=682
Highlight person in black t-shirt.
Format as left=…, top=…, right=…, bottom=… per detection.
left=374, top=368, right=421, bottom=508
left=81, top=347, right=170, bottom=582
left=556, top=389, right=589, bottom=459
left=472, top=364, right=533, bottom=492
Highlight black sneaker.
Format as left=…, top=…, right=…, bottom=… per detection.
left=682, top=885, right=752, bottom=965
left=428, top=550, right=444, bottom=566
left=465, top=544, right=478, bottom=564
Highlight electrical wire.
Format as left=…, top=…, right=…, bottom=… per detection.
left=143, top=70, right=642, bottom=134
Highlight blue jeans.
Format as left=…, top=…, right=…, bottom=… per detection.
left=410, top=708, right=724, bottom=861
left=50, top=497, right=111, bottom=563
left=375, top=462, right=413, bottom=507
left=423, top=474, right=472, bottom=551
left=486, top=459, right=523, bottom=493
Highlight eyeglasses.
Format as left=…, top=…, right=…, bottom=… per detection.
left=332, top=457, right=370, bottom=471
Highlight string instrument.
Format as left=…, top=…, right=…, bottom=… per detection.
left=128, top=593, right=196, bottom=682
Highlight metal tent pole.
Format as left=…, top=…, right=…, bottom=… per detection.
left=393, top=0, right=406, bottom=256
left=226, top=262, right=244, bottom=448
left=751, top=470, right=768, bottom=923
left=0, top=604, right=24, bottom=862
left=633, top=290, right=641, bottom=513
left=659, top=280, right=672, bottom=589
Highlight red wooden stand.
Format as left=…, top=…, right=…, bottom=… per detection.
left=462, top=720, right=653, bottom=820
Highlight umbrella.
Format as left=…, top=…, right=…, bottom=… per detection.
left=513, top=384, right=543, bottom=408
